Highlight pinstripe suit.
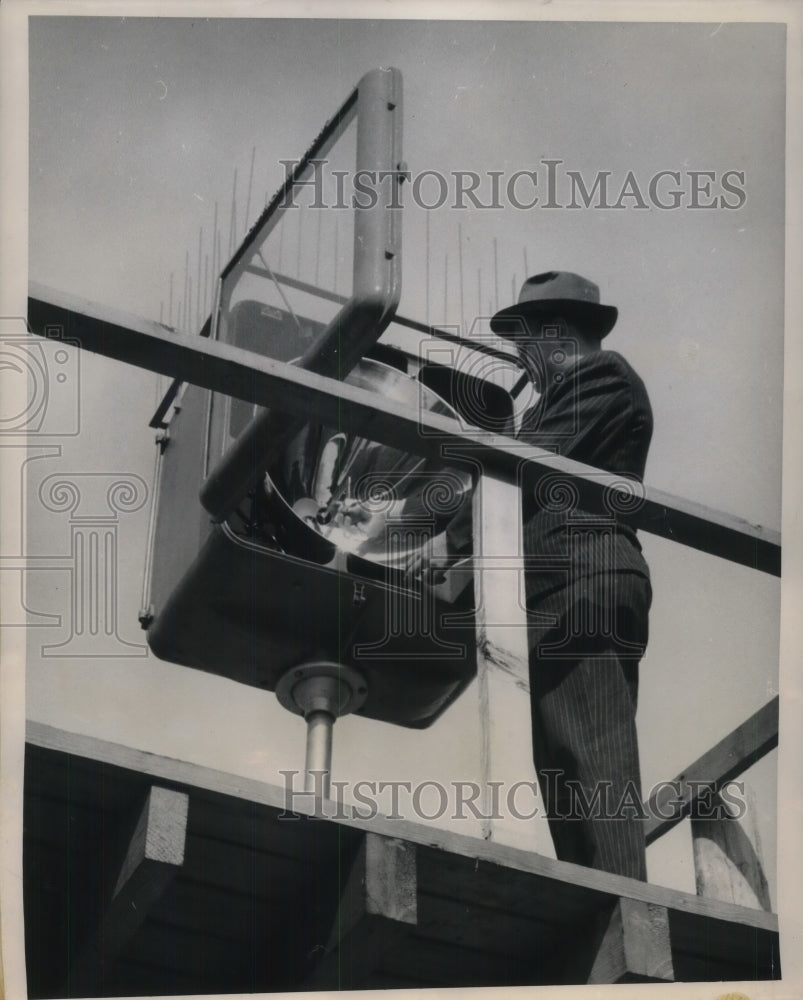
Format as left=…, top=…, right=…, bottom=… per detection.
left=519, top=348, right=653, bottom=879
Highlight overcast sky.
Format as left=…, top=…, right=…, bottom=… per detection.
left=16, top=13, right=787, bottom=898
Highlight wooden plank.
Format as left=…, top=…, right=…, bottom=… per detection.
left=416, top=890, right=556, bottom=960
left=378, top=929, right=537, bottom=987
left=184, top=820, right=332, bottom=876
left=473, top=474, right=534, bottom=848
left=584, top=898, right=674, bottom=983
left=26, top=729, right=780, bottom=989
left=361, top=832, right=417, bottom=925
left=27, top=738, right=360, bottom=866
left=181, top=786, right=361, bottom=861
left=26, top=722, right=779, bottom=937
left=68, top=785, right=188, bottom=996
left=306, top=833, right=417, bottom=989
left=154, top=879, right=272, bottom=942
left=117, top=917, right=270, bottom=994
left=26, top=721, right=291, bottom=812
left=667, top=907, right=781, bottom=981
left=691, top=785, right=772, bottom=911
left=416, top=847, right=598, bottom=925
left=113, top=786, right=187, bottom=891
left=27, top=284, right=781, bottom=574
left=645, top=696, right=779, bottom=844
left=179, top=834, right=329, bottom=900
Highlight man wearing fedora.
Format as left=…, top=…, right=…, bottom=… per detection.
left=426, top=270, right=653, bottom=880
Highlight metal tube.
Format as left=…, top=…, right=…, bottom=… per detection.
left=304, top=710, right=334, bottom=799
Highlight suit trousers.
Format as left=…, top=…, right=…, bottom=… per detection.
left=527, top=571, right=651, bottom=881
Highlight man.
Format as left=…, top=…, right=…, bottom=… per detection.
left=428, top=271, right=653, bottom=879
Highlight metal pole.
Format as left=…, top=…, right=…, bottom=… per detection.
left=304, top=710, right=334, bottom=798
left=275, top=661, right=368, bottom=807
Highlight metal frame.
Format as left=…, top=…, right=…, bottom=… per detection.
left=200, top=67, right=405, bottom=520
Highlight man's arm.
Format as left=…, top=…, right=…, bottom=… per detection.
left=519, top=352, right=647, bottom=476
left=408, top=353, right=647, bottom=576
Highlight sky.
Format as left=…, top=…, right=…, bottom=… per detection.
left=4, top=8, right=792, bottom=927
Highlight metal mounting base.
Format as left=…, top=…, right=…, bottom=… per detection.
left=275, top=662, right=368, bottom=799
left=276, top=661, right=368, bottom=719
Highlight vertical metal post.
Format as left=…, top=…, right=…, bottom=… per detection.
left=275, top=661, right=367, bottom=805
left=304, top=710, right=334, bottom=798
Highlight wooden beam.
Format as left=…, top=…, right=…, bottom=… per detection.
left=584, top=898, right=674, bottom=983
left=692, top=785, right=773, bottom=911
left=28, top=729, right=779, bottom=985
left=645, top=696, right=779, bottom=844
left=28, top=283, right=781, bottom=575
left=68, top=785, right=188, bottom=995
left=306, top=833, right=417, bottom=989
left=473, top=473, right=536, bottom=849
left=27, top=720, right=778, bottom=938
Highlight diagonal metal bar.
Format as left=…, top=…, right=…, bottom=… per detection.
left=27, top=282, right=781, bottom=576
left=243, top=263, right=519, bottom=363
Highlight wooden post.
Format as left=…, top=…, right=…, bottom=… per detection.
left=68, top=785, right=189, bottom=995
left=691, top=783, right=772, bottom=911
left=584, top=898, right=675, bottom=983
left=306, top=833, right=417, bottom=989
left=473, top=473, right=551, bottom=852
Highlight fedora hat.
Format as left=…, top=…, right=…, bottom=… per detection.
left=490, top=270, right=618, bottom=339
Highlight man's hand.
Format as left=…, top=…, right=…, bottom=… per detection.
left=404, top=531, right=449, bottom=584
left=325, top=497, right=372, bottom=530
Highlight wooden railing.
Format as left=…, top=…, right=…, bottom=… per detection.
left=27, top=282, right=782, bottom=911
left=27, top=282, right=782, bottom=575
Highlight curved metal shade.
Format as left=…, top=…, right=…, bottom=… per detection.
left=265, top=358, right=471, bottom=570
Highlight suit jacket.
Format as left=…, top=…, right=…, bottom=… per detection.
left=518, top=349, right=652, bottom=605
left=447, top=348, right=653, bottom=609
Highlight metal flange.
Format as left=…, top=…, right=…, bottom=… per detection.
left=275, top=661, right=368, bottom=719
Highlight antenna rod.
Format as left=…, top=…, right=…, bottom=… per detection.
left=229, top=168, right=238, bottom=256
left=458, top=222, right=465, bottom=334
left=493, top=237, right=499, bottom=312
left=244, top=145, right=256, bottom=232
left=425, top=209, right=431, bottom=327
left=204, top=252, right=210, bottom=321
left=444, top=252, right=449, bottom=325
left=212, top=200, right=219, bottom=277
left=183, top=250, right=189, bottom=332
left=196, top=226, right=203, bottom=331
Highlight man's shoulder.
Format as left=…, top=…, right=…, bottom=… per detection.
left=580, top=349, right=648, bottom=390
left=580, top=348, right=635, bottom=375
